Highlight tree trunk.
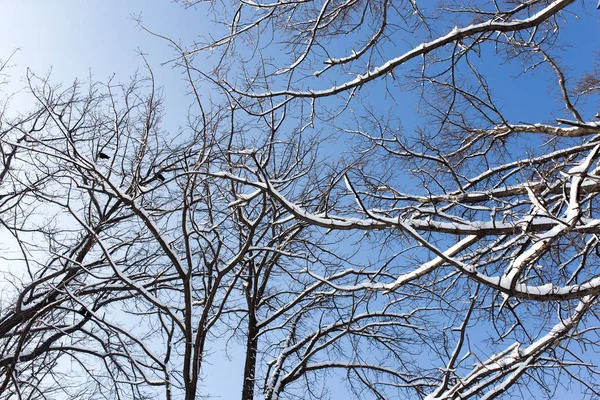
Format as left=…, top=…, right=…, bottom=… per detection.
left=241, top=311, right=258, bottom=400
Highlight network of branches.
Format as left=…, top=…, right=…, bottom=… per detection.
left=1, top=0, right=600, bottom=399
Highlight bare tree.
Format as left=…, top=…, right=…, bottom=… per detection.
left=0, top=64, right=363, bottom=400
left=2, top=0, right=600, bottom=399
left=168, top=0, right=600, bottom=398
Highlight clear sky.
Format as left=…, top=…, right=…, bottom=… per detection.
left=0, top=1, right=206, bottom=77
left=0, top=1, right=213, bottom=132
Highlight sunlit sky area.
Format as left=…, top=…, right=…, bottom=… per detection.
left=0, top=2, right=212, bottom=131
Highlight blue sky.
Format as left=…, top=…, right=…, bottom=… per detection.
left=0, top=1, right=212, bottom=132
left=0, top=1, right=201, bottom=77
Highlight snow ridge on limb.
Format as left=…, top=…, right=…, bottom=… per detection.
left=426, top=296, right=596, bottom=399
left=215, top=139, right=600, bottom=302
left=227, top=0, right=576, bottom=106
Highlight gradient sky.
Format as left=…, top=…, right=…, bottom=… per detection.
left=0, top=1, right=214, bottom=132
